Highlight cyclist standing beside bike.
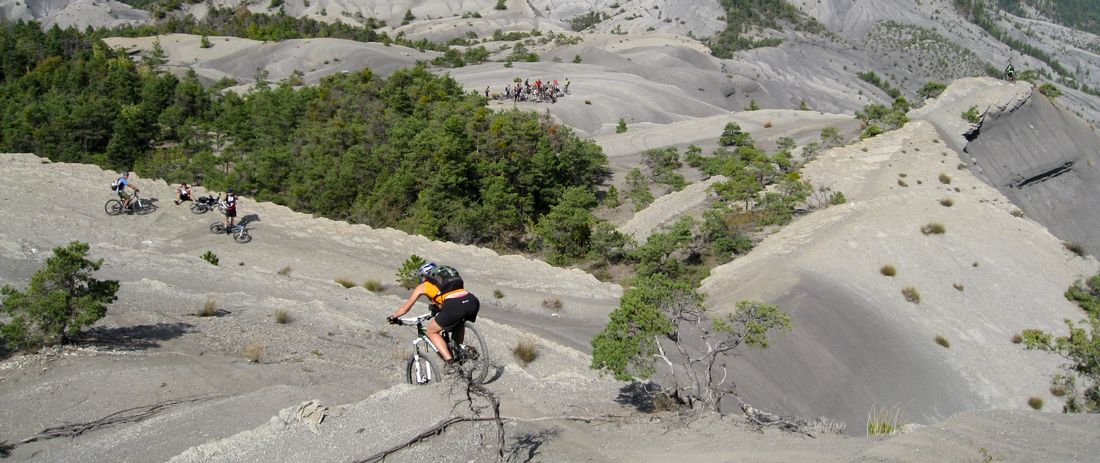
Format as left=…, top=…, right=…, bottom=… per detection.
left=222, top=190, right=238, bottom=233
left=114, top=172, right=139, bottom=212
left=388, top=262, right=479, bottom=371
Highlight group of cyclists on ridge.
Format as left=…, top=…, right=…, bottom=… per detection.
left=487, top=77, right=570, bottom=103
left=111, top=172, right=239, bottom=233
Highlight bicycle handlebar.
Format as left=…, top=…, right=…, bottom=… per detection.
left=392, top=313, right=433, bottom=325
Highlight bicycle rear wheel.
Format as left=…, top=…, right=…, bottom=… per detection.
left=453, top=322, right=490, bottom=385
left=104, top=200, right=122, bottom=216
left=209, top=223, right=225, bottom=234
left=406, top=342, right=441, bottom=385
left=190, top=203, right=208, bottom=214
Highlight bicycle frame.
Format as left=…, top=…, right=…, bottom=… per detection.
left=401, top=314, right=442, bottom=384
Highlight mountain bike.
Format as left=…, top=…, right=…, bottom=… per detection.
left=393, top=313, right=489, bottom=386
left=189, top=194, right=222, bottom=214
left=105, top=191, right=156, bottom=216
left=209, top=222, right=252, bottom=243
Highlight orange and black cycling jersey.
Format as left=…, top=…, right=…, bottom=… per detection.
left=423, top=281, right=465, bottom=305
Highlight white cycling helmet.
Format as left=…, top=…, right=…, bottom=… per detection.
left=417, top=262, right=437, bottom=278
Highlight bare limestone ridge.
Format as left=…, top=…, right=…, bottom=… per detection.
left=700, top=79, right=1100, bottom=433
left=0, top=0, right=149, bottom=29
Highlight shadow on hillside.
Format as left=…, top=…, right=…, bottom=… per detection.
left=507, top=429, right=559, bottom=463
left=615, top=381, right=664, bottom=413
left=238, top=213, right=260, bottom=228
left=0, top=440, right=11, bottom=457
left=77, top=322, right=193, bottom=350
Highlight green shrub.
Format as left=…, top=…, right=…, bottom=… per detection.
left=362, top=279, right=383, bottom=292
left=493, top=289, right=504, bottom=299
left=1027, top=396, right=1043, bottom=410
left=921, top=223, right=946, bottom=235
left=0, top=242, right=119, bottom=349
left=902, top=286, right=920, bottom=304
left=953, top=283, right=965, bottom=291
left=938, top=173, right=952, bottom=184
left=829, top=191, right=846, bottom=205
left=1063, top=241, right=1086, bottom=257
left=935, top=335, right=950, bottom=348
left=1038, top=83, right=1061, bottom=98
left=277, top=266, right=292, bottom=275
left=962, top=106, right=980, bottom=123
left=334, top=278, right=356, bottom=288
left=940, top=198, right=954, bottom=207
left=880, top=265, right=897, bottom=277
left=202, top=251, right=219, bottom=266
left=542, top=298, right=563, bottom=311
left=616, top=118, right=627, bottom=133
left=396, top=255, right=427, bottom=289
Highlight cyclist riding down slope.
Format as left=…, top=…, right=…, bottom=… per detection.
left=388, top=262, right=480, bottom=371
left=114, top=171, right=139, bottom=212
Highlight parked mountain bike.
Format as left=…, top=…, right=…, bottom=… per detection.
left=189, top=194, right=222, bottom=214
left=105, top=191, right=156, bottom=216
left=393, top=313, right=489, bottom=385
left=209, top=222, right=252, bottom=243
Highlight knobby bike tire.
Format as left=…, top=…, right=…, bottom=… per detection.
left=190, top=203, right=208, bottom=214
left=104, top=200, right=123, bottom=216
left=455, top=322, right=490, bottom=385
left=135, top=202, right=156, bottom=215
left=406, top=342, right=441, bottom=385
left=209, top=223, right=225, bottom=234
left=234, top=232, right=252, bottom=244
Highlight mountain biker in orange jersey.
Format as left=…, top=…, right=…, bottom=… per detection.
left=388, top=262, right=480, bottom=370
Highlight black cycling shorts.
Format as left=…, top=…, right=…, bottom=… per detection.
left=434, top=293, right=479, bottom=332
left=225, top=208, right=237, bottom=218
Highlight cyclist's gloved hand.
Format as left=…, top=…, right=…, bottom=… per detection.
left=386, top=315, right=401, bottom=325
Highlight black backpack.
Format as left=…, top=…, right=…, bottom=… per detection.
left=426, top=265, right=464, bottom=294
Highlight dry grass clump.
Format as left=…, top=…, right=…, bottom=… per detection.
left=880, top=265, right=897, bottom=277
left=953, top=283, right=964, bottom=291
left=1027, top=396, right=1043, bottom=410
left=921, top=222, right=946, bottom=235
left=1011, top=333, right=1024, bottom=344
left=1011, top=209, right=1024, bottom=218
left=335, top=278, right=356, bottom=288
left=902, top=286, right=920, bottom=304
left=278, top=266, right=292, bottom=276
left=934, top=335, right=950, bottom=348
left=940, top=197, right=954, bottom=207
left=513, top=338, right=538, bottom=366
left=1050, top=384, right=1069, bottom=397
left=897, top=179, right=909, bottom=187
left=543, top=297, right=563, bottom=311
left=866, top=405, right=901, bottom=436
left=493, top=289, right=504, bottom=299
left=763, top=121, right=773, bottom=128
left=244, top=342, right=264, bottom=363
left=938, top=173, right=952, bottom=184
left=200, top=297, right=218, bottom=317
left=275, top=309, right=289, bottom=324
left=1063, top=241, right=1086, bottom=257
left=362, top=279, right=383, bottom=292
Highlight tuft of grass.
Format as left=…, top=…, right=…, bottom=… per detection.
left=921, top=222, right=946, bottom=235
left=902, top=286, right=920, bottom=304
left=362, top=279, right=383, bottom=292
left=542, top=297, right=563, bottom=311
left=880, top=265, right=897, bottom=277
left=335, top=278, right=356, bottom=288
left=493, top=289, right=504, bottom=299
left=1050, top=384, right=1068, bottom=397
left=1063, top=241, right=1086, bottom=257
left=938, top=173, right=952, bottom=184
left=897, top=179, right=909, bottom=187
left=898, top=173, right=907, bottom=178
left=201, top=250, right=219, bottom=266
left=1011, top=209, right=1024, bottom=218
left=278, top=266, right=292, bottom=276
left=244, top=343, right=264, bottom=363
left=513, top=338, right=538, bottom=366
left=1011, top=333, right=1024, bottom=344
left=1027, top=396, right=1043, bottom=410
left=935, top=335, right=950, bottom=348
left=200, top=297, right=218, bottom=317
left=763, top=121, right=773, bottom=128
left=275, top=309, right=289, bottom=324
left=866, top=405, right=901, bottom=436
left=953, top=283, right=964, bottom=291
left=940, top=197, right=954, bottom=207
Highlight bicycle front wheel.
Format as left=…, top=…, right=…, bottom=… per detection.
left=234, top=231, right=252, bottom=244
left=406, top=342, right=441, bottom=385
left=455, top=322, right=490, bottom=385
left=135, top=201, right=156, bottom=215
left=104, top=200, right=122, bottom=216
